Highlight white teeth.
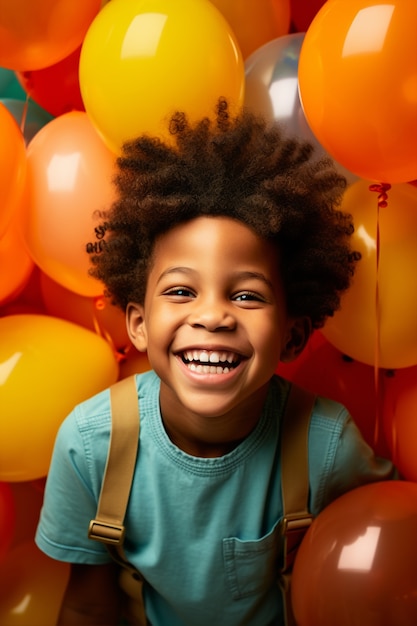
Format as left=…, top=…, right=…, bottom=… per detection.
left=182, top=349, right=239, bottom=375
left=188, top=363, right=231, bottom=375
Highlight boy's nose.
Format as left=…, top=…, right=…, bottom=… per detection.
left=188, top=298, right=236, bottom=332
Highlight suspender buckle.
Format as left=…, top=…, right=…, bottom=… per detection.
left=281, top=512, right=313, bottom=535
left=88, top=519, right=125, bottom=545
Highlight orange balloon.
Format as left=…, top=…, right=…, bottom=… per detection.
left=0, top=103, right=26, bottom=239
left=0, top=541, right=69, bottom=626
left=322, top=181, right=417, bottom=369
left=292, top=481, right=417, bottom=626
left=298, top=0, right=417, bottom=183
left=40, top=272, right=131, bottom=353
left=383, top=365, right=417, bottom=482
left=209, top=0, right=290, bottom=59
left=0, top=0, right=102, bottom=70
left=0, top=314, right=118, bottom=481
left=21, top=111, right=117, bottom=297
left=0, top=218, right=34, bottom=306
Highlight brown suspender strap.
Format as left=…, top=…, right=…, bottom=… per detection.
left=279, top=383, right=315, bottom=626
left=88, top=376, right=314, bottom=625
left=88, top=375, right=141, bottom=578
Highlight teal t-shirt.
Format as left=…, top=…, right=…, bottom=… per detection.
left=36, top=371, right=394, bottom=625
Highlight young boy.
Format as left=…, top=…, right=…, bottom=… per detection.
left=36, top=100, right=395, bottom=625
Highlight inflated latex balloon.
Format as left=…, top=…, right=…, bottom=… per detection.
left=244, top=33, right=357, bottom=185
left=16, top=45, right=85, bottom=118
left=40, top=272, right=131, bottom=354
left=298, top=0, right=417, bottom=183
left=0, top=217, right=34, bottom=306
left=79, top=0, right=245, bottom=153
left=383, top=365, right=417, bottom=483
left=292, top=481, right=417, bottom=626
left=0, top=314, right=118, bottom=481
left=0, top=103, right=26, bottom=239
left=289, top=0, right=326, bottom=32
left=119, top=348, right=152, bottom=380
left=0, top=541, right=69, bottom=626
left=21, top=111, right=117, bottom=297
left=0, top=482, right=15, bottom=563
left=209, top=0, right=290, bottom=59
left=0, top=0, right=102, bottom=70
left=322, top=181, right=417, bottom=369
left=9, top=481, right=44, bottom=547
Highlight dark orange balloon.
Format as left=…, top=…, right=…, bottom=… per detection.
left=298, top=0, right=417, bottom=183
left=0, top=217, right=34, bottom=306
left=0, top=541, right=69, bottom=625
left=292, top=481, right=417, bottom=626
left=40, top=272, right=130, bottom=354
left=0, top=0, right=102, bottom=70
left=209, top=0, right=290, bottom=59
left=0, top=103, right=26, bottom=239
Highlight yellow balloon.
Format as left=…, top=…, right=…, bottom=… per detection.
left=0, top=315, right=119, bottom=481
left=79, top=0, right=245, bottom=153
left=0, top=541, right=69, bottom=626
left=322, top=181, right=417, bottom=368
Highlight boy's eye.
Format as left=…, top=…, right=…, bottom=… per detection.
left=233, top=291, right=265, bottom=303
left=162, top=287, right=195, bottom=298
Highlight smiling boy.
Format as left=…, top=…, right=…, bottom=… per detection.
left=36, top=100, right=395, bottom=625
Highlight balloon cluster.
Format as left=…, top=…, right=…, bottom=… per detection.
left=0, top=0, right=416, bottom=624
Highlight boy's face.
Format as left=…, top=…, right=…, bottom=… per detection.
left=127, top=216, right=309, bottom=453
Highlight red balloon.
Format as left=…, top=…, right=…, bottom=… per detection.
left=16, top=45, right=85, bottom=118
left=292, top=481, right=417, bottom=626
left=290, top=0, right=326, bottom=32
left=0, top=483, right=15, bottom=563
left=383, top=366, right=417, bottom=482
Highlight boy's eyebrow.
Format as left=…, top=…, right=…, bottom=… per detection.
left=156, top=267, right=196, bottom=284
left=232, top=271, right=274, bottom=290
left=157, top=267, right=274, bottom=289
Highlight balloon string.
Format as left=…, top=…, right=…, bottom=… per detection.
left=20, top=94, right=29, bottom=136
left=369, top=182, right=391, bottom=449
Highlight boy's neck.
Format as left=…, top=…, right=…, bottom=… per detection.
left=158, top=382, right=269, bottom=458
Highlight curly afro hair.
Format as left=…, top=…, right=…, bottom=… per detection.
left=88, top=98, right=360, bottom=329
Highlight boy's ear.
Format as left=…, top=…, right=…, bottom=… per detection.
left=126, top=303, right=148, bottom=352
left=280, top=317, right=312, bottom=363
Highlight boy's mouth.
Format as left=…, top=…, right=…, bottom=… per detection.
left=180, top=350, right=241, bottom=374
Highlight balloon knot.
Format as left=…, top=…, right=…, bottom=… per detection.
left=369, top=182, right=391, bottom=208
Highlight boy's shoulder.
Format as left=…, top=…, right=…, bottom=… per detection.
left=66, top=369, right=159, bottom=433
left=271, top=374, right=349, bottom=429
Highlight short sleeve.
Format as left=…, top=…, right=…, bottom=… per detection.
left=35, top=407, right=111, bottom=564
left=308, top=398, right=397, bottom=516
